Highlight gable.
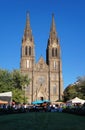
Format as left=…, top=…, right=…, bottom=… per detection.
left=35, top=57, right=48, bottom=71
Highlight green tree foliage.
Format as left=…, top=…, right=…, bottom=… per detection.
left=11, top=70, right=30, bottom=89
left=76, top=76, right=85, bottom=99
left=0, top=69, right=30, bottom=103
left=12, top=88, right=24, bottom=103
left=0, top=69, right=13, bottom=92
left=63, top=84, right=77, bottom=101
left=64, top=76, right=85, bottom=101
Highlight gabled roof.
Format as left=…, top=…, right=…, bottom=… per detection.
left=35, top=56, right=48, bottom=71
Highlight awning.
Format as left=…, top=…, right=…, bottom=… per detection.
left=0, top=100, right=8, bottom=104
left=32, top=99, right=50, bottom=104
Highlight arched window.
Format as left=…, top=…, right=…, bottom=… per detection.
left=26, top=60, right=29, bottom=68
left=54, top=61, right=56, bottom=69
left=29, top=46, right=31, bottom=56
left=55, top=48, right=57, bottom=57
left=52, top=48, right=54, bottom=57
left=52, top=48, right=57, bottom=57
left=25, top=46, right=28, bottom=55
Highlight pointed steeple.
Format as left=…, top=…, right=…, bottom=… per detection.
left=51, top=14, right=56, bottom=33
left=23, top=12, right=33, bottom=42
left=50, top=14, right=57, bottom=41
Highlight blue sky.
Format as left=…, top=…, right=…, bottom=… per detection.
left=0, top=0, right=85, bottom=89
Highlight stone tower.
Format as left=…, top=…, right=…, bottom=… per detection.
left=20, top=13, right=35, bottom=102
left=20, top=13, right=63, bottom=103
left=46, top=14, right=63, bottom=100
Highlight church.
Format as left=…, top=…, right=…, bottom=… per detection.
left=20, top=13, right=63, bottom=104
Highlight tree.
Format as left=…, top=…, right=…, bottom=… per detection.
left=11, top=70, right=30, bottom=103
left=64, top=76, right=85, bottom=101
left=0, top=69, right=13, bottom=92
left=63, top=84, right=77, bottom=101
left=11, top=70, right=30, bottom=89
left=0, top=69, right=30, bottom=103
left=12, top=88, right=24, bottom=103
left=76, top=76, right=85, bottom=99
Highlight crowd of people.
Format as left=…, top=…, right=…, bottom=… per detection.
left=1, top=100, right=84, bottom=115
left=0, top=101, right=64, bottom=113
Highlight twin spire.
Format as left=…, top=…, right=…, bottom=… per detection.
left=23, top=12, right=57, bottom=42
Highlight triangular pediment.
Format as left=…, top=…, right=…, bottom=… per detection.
left=38, top=56, right=45, bottom=64
left=35, top=56, right=48, bottom=71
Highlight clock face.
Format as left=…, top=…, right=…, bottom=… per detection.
left=27, top=38, right=30, bottom=44
left=52, top=42, right=57, bottom=47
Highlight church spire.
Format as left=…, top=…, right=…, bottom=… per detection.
left=23, top=12, right=33, bottom=42
left=51, top=14, right=56, bottom=33
left=50, top=14, right=57, bottom=41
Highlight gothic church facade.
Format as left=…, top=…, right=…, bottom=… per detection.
left=20, top=13, right=63, bottom=103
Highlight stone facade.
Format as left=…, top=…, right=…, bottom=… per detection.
left=20, top=13, right=63, bottom=104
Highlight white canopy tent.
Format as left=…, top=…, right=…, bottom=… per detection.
left=0, top=92, right=12, bottom=104
left=67, top=97, right=85, bottom=105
